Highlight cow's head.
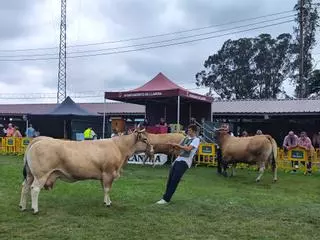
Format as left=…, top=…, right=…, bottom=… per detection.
left=132, top=128, right=151, bottom=145
left=214, top=126, right=230, bottom=144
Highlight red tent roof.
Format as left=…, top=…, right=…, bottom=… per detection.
left=105, top=72, right=213, bottom=103
left=132, top=72, right=185, bottom=92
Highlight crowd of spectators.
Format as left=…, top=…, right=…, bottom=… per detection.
left=0, top=123, right=39, bottom=138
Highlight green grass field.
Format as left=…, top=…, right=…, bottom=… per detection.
left=0, top=155, right=319, bottom=240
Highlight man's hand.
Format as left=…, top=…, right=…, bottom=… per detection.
left=298, top=145, right=308, bottom=150
left=168, top=142, right=179, bottom=148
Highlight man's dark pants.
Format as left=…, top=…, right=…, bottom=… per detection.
left=216, top=147, right=222, bottom=174
left=163, top=161, right=188, bottom=202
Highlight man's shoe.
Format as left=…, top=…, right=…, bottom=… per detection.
left=156, top=199, right=168, bottom=204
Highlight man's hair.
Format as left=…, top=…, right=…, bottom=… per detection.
left=188, top=124, right=198, bottom=132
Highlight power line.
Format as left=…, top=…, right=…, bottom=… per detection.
left=66, top=10, right=295, bottom=48
left=0, top=86, right=209, bottom=100
left=0, top=9, right=295, bottom=53
left=0, top=19, right=295, bottom=62
left=0, top=14, right=295, bottom=58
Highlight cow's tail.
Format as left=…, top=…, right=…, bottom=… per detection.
left=21, top=136, right=46, bottom=181
left=266, top=135, right=277, bottom=169
left=22, top=139, right=35, bottom=181
left=22, top=147, right=29, bottom=181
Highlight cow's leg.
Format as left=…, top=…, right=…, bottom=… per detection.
left=30, top=177, right=45, bottom=214
left=142, top=152, right=152, bottom=166
left=149, top=146, right=155, bottom=168
left=221, top=158, right=229, bottom=177
left=216, top=148, right=223, bottom=175
left=256, top=162, right=265, bottom=182
left=102, top=172, right=114, bottom=207
left=142, top=154, right=147, bottom=165
left=19, top=174, right=34, bottom=211
left=272, top=161, right=278, bottom=182
left=151, top=154, right=156, bottom=168
left=222, top=164, right=228, bottom=177
left=230, top=163, right=237, bottom=177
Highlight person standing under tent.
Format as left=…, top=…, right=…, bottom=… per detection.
left=83, top=127, right=96, bottom=140
left=25, top=124, right=36, bottom=138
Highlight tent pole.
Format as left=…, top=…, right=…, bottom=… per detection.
left=64, top=120, right=67, bottom=139
left=177, top=96, right=180, bottom=132
left=103, top=98, right=106, bottom=139
left=26, top=119, right=29, bottom=135
left=210, top=103, right=213, bottom=122
left=189, top=103, right=192, bottom=122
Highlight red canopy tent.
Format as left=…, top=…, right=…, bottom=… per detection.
left=104, top=73, right=213, bottom=132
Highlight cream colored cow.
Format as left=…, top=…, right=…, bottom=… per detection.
left=19, top=130, right=150, bottom=214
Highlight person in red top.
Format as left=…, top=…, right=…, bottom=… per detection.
left=297, top=131, right=314, bottom=175
left=297, top=131, right=313, bottom=150
left=6, top=123, right=14, bottom=137
left=158, top=117, right=167, bottom=127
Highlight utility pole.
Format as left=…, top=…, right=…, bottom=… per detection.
left=57, top=0, right=67, bottom=103
left=299, top=0, right=304, bottom=98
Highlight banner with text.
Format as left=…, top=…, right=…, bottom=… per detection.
left=128, top=153, right=168, bottom=165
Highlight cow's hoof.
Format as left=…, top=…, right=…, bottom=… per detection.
left=31, top=208, right=39, bottom=215
left=273, top=179, right=278, bottom=183
left=104, top=202, right=112, bottom=207
left=19, top=205, right=26, bottom=212
left=255, top=179, right=260, bottom=183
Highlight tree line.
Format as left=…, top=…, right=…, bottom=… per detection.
left=196, top=0, right=320, bottom=100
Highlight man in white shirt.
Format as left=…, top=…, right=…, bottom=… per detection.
left=156, top=124, right=200, bottom=204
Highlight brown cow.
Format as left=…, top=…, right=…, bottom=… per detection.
left=19, top=130, right=150, bottom=214
left=216, top=128, right=278, bottom=182
left=134, top=132, right=186, bottom=166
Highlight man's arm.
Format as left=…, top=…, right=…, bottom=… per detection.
left=171, top=138, right=200, bottom=152
left=282, top=136, right=288, bottom=148
left=172, top=143, right=194, bottom=152
left=293, top=136, right=299, bottom=147
left=306, top=137, right=313, bottom=149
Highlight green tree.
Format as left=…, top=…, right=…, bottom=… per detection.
left=306, top=69, right=320, bottom=96
left=292, top=0, right=319, bottom=98
left=196, top=34, right=293, bottom=100
left=196, top=38, right=256, bottom=100
left=253, top=33, right=293, bottom=99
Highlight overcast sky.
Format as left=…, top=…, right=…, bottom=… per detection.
left=0, top=0, right=319, bottom=104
